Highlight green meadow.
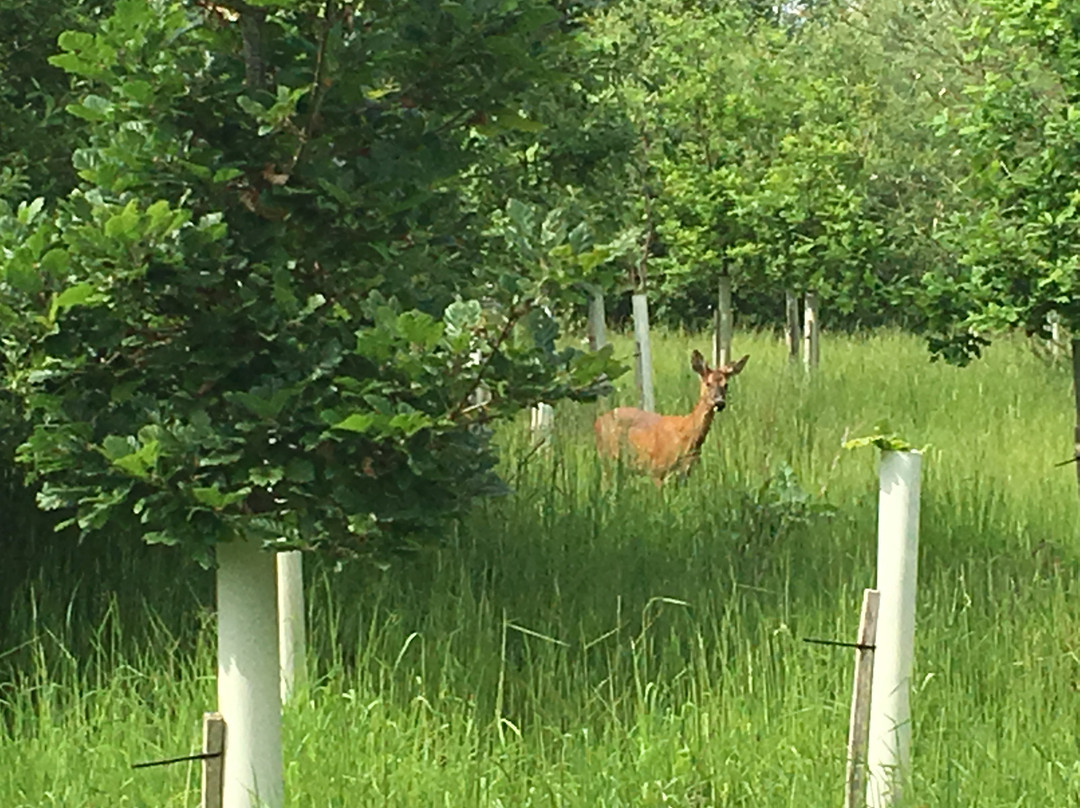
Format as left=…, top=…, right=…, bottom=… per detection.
left=3, top=329, right=1079, bottom=807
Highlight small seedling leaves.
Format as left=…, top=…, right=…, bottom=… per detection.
left=842, top=422, right=919, bottom=453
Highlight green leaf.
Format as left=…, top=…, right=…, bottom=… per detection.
left=39, top=248, right=69, bottom=274
left=214, top=167, right=244, bottom=183
left=119, top=80, right=154, bottom=104
left=444, top=299, right=483, bottom=338
left=104, top=201, right=142, bottom=239
left=191, top=485, right=250, bottom=509
left=236, top=95, right=267, bottom=119
left=67, top=94, right=113, bottom=122
left=397, top=310, right=444, bottom=349
left=249, top=465, right=284, bottom=487
left=388, top=411, right=432, bottom=436
left=285, top=458, right=315, bottom=483
left=16, top=197, right=44, bottom=225
left=332, top=413, right=376, bottom=433
left=53, top=283, right=102, bottom=315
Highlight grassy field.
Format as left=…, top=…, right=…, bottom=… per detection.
left=3, top=329, right=1080, bottom=807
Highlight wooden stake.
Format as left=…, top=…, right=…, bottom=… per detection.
left=785, top=290, right=801, bottom=362
left=845, top=589, right=880, bottom=808
left=1072, top=338, right=1080, bottom=498
left=714, top=273, right=733, bottom=369
left=803, top=290, right=820, bottom=370
left=201, top=712, right=226, bottom=808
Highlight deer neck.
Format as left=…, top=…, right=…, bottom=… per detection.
left=682, top=394, right=718, bottom=454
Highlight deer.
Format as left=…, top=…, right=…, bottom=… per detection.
left=594, top=350, right=749, bottom=486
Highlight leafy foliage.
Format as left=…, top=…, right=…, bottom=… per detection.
left=923, top=0, right=1080, bottom=357
left=0, top=0, right=622, bottom=563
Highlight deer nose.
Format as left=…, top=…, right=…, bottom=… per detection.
left=713, top=400, right=726, bottom=412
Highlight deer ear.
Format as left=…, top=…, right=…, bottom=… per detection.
left=690, top=349, right=707, bottom=375
left=726, top=354, right=749, bottom=375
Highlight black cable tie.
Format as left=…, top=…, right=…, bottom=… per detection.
left=802, top=636, right=876, bottom=651
left=131, top=751, right=222, bottom=770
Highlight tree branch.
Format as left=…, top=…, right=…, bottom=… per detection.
left=239, top=4, right=269, bottom=91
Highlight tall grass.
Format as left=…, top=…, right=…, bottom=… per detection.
left=2, top=330, right=1079, bottom=806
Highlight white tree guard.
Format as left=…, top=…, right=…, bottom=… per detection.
left=632, top=292, right=655, bottom=412
left=276, top=550, right=307, bottom=703
left=217, top=539, right=284, bottom=808
left=866, top=450, right=922, bottom=807
left=531, top=402, right=554, bottom=440
left=587, top=290, right=607, bottom=351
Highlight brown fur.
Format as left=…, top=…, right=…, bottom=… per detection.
left=594, top=351, right=749, bottom=486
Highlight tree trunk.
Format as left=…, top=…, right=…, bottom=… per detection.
left=276, top=550, right=306, bottom=704
left=785, top=289, right=801, bottom=362
left=1072, top=339, right=1080, bottom=496
left=587, top=288, right=607, bottom=351
left=632, top=292, right=655, bottom=412
left=803, top=289, right=820, bottom=370
left=217, top=539, right=284, bottom=808
left=713, top=272, right=733, bottom=368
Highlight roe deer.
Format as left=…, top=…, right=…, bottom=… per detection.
left=594, top=350, right=749, bottom=486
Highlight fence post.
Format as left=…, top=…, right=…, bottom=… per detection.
left=866, top=451, right=922, bottom=807
left=845, top=589, right=880, bottom=808
left=201, top=712, right=226, bottom=808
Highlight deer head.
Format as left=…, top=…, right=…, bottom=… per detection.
left=690, top=350, right=749, bottom=413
